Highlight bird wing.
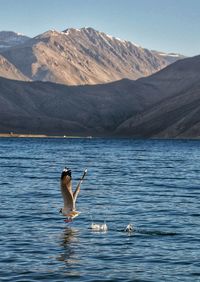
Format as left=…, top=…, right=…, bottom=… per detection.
left=61, top=179, right=74, bottom=212
left=73, top=169, right=87, bottom=204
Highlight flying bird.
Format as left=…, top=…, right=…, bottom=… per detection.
left=60, top=167, right=87, bottom=222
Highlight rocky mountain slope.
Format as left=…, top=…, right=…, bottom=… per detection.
left=0, top=55, right=29, bottom=81
left=0, top=27, right=184, bottom=85
left=0, top=55, right=199, bottom=138
left=0, top=31, right=30, bottom=50
left=115, top=55, right=200, bottom=138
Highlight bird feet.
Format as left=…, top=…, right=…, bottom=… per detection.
left=64, top=218, right=73, bottom=223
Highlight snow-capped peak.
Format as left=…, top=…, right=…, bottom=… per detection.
left=63, top=28, right=81, bottom=35
left=159, top=52, right=182, bottom=58
left=0, top=31, right=30, bottom=49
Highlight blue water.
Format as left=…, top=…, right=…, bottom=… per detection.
left=0, top=138, right=200, bottom=282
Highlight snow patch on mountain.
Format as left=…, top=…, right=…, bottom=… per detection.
left=0, top=31, right=30, bottom=49
left=159, top=52, right=182, bottom=57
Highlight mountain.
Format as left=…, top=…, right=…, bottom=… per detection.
left=0, top=55, right=29, bottom=81
left=152, top=50, right=185, bottom=64
left=0, top=55, right=199, bottom=138
left=0, top=78, right=141, bottom=135
left=0, top=31, right=30, bottom=50
left=115, top=55, right=200, bottom=138
left=0, top=27, right=184, bottom=85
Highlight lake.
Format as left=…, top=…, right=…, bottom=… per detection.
left=0, top=138, right=200, bottom=281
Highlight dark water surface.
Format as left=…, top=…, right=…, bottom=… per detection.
left=0, top=138, right=200, bottom=281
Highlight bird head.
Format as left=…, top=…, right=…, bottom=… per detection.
left=61, top=167, right=72, bottom=179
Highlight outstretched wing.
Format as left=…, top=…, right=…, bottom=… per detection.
left=73, top=169, right=87, bottom=203
left=61, top=169, right=74, bottom=212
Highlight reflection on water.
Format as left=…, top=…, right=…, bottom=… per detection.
left=57, top=227, right=80, bottom=266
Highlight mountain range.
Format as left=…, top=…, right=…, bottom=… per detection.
left=0, top=31, right=30, bottom=49
left=0, top=54, right=199, bottom=138
left=0, top=28, right=184, bottom=85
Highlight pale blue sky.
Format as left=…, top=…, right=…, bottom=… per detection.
left=0, top=0, right=199, bottom=56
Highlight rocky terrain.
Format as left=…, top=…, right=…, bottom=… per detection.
left=115, top=55, right=200, bottom=138
left=0, top=55, right=29, bottom=81
left=0, top=27, right=184, bottom=85
left=0, top=55, right=199, bottom=138
left=0, top=31, right=30, bottom=50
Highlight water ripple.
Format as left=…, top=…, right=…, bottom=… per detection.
left=0, top=138, right=200, bottom=281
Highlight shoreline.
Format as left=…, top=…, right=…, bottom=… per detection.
left=0, top=133, right=200, bottom=140
left=0, top=133, right=91, bottom=139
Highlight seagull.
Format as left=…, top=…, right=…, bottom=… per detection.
left=60, top=167, right=87, bottom=221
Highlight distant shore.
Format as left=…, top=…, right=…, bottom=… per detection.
left=0, top=133, right=199, bottom=140
left=0, top=133, right=47, bottom=138
left=0, top=133, right=92, bottom=139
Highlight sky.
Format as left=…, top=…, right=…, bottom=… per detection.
left=0, top=0, right=199, bottom=56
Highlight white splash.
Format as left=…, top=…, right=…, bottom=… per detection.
left=124, top=223, right=134, bottom=232
left=90, top=222, right=108, bottom=231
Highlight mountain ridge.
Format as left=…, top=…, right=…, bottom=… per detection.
left=0, top=55, right=199, bottom=138
left=0, top=27, right=184, bottom=85
left=0, top=31, right=30, bottom=49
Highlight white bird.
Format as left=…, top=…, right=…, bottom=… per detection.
left=60, top=167, right=87, bottom=221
